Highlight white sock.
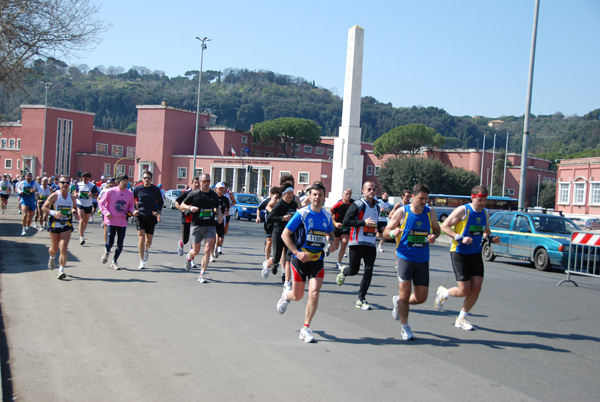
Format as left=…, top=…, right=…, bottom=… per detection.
left=459, top=310, right=468, bottom=320
left=442, top=289, right=449, bottom=298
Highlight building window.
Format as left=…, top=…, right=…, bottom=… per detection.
left=241, top=135, right=248, bottom=144
left=115, top=164, right=125, bottom=175
left=298, top=172, right=309, bottom=184
left=573, top=182, right=586, bottom=205
left=16, top=159, right=21, bottom=169
left=103, top=163, right=111, bottom=175
left=126, top=146, right=136, bottom=157
left=266, top=140, right=274, bottom=148
left=16, top=139, right=21, bottom=149
left=177, top=167, right=188, bottom=179
left=112, top=145, right=123, bottom=157
left=558, top=182, right=570, bottom=205
left=506, top=188, right=515, bottom=196
left=241, top=148, right=250, bottom=157
left=128, top=166, right=134, bottom=177
left=294, top=144, right=300, bottom=152
left=0, top=138, right=6, bottom=149
left=327, top=149, right=334, bottom=157
left=55, top=118, right=73, bottom=176
left=303, top=145, right=312, bottom=153
left=264, top=152, right=274, bottom=157
left=4, top=159, right=12, bottom=169
left=366, top=165, right=373, bottom=176
left=374, top=166, right=380, bottom=176
left=278, top=154, right=286, bottom=158
left=8, top=139, right=15, bottom=149
left=96, top=143, right=108, bottom=155
left=252, top=150, right=260, bottom=157
left=315, top=147, right=324, bottom=155
left=590, top=183, right=600, bottom=205
left=280, top=171, right=291, bottom=178
left=252, top=136, right=260, bottom=145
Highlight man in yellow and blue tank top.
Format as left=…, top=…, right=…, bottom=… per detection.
left=436, top=185, right=501, bottom=331
left=384, top=183, right=441, bottom=341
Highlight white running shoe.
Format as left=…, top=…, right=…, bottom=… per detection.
left=111, top=261, right=120, bottom=270
left=356, top=299, right=372, bottom=310
left=101, top=251, right=110, bottom=264
left=434, top=286, right=448, bottom=311
left=39, top=226, right=44, bottom=231
left=401, top=325, right=415, bottom=341
left=138, top=260, right=145, bottom=270
left=79, top=237, right=85, bottom=246
left=191, top=260, right=198, bottom=269
left=177, top=240, right=184, bottom=256
left=277, top=290, right=290, bottom=314
left=48, top=258, right=56, bottom=270
left=57, top=269, right=66, bottom=280
left=217, top=246, right=222, bottom=254
left=299, top=327, right=316, bottom=343
left=377, top=245, right=384, bottom=253
left=185, top=258, right=192, bottom=271
left=197, top=273, right=207, bottom=283
left=455, top=317, right=473, bottom=331
left=261, top=261, right=270, bottom=279
left=21, top=228, right=26, bottom=236
left=284, top=281, right=292, bottom=292
left=33, top=222, right=38, bottom=228
left=143, top=250, right=149, bottom=262
left=210, top=256, right=217, bottom=263
left=89, top=217, right=93, bottom=223
left=212, top=246, right=218, bottom=258
left=392, top=295, right=400, bottom=320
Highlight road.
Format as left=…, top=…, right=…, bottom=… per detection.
left=1, top=204, right=599, bottom=401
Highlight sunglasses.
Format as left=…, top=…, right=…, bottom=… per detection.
left=60, top=181, right=69, bottom=184
left=142, top=177, right=152, bottom=180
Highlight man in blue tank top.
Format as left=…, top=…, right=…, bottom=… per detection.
left=435, top=185, right=500, bottom=331
left=384, top=183, right=441, bottom=341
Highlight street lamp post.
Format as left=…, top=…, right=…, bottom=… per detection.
left=537, top=174, right=541, bottom=207
left=192, top=36, right=210, bottom=177
left=41, top=81, right=52, bottom=176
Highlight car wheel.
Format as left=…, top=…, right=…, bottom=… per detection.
left=482, top=241, right=496, bottom=262
left=235, top=210, right=240, bottom=220
left=533, top=248, right=551, bottom=271
left=439, top=214, right=448, bottom=223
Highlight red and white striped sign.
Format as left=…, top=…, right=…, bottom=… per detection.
left=571, top=232, right=600, bottom=246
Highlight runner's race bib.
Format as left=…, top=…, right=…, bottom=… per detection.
left=363, top=226, right=377, bottom=237
left=306, top=229, right=326, bottom=249
left=468, top=225, right=484, bottom=236
left=198, top=209, right=214, bottom=219
left=58, top=207, right=71, bottom=219
left=407, top=230, right=428, bottom=248
left=80, top=190, right=89, bottom=199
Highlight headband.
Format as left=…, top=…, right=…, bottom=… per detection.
left=472, top=193, right=488, bottom=198
left=282, top=187, right=294, bottom=195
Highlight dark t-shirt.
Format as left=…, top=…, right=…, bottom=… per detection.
left=176, top=189, right=193, bottom=223
left=216, top=195, right=230, bottom=216
left=133, top=184, right=164, bottom=215
left=183, top=189, right=219, bottom=226
left=267, top=199, right=298, bottom=233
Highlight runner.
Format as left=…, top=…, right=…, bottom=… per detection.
left=42, top=176, right=78, bottom=280
left=336, top=181, right=380, bottom=310
left=212, top=182, right=230, bottom=262
left=329, top=188, right=354, bottom=270
left=98, top=178, right=116, bottom=242
left=90, top=180, right=100, bottom=222
left=256, top=187, right=281, bottom=268
left=384, top=183, right=440, bottom=341
left=434, top=185, right=500, bottom=330
left=391, top=189, right=412, bottom=216
left=35, top=177, right=52, bottom=231
left=16, top=172, right=42, bottom=235
left=377, top=191, right=392, bottom=252
left=0, top=174, right=13, bottom=214
left=176, top=177, right=200, bottom=264
left=276, top=182, right=336, bottom=343
left=74, top=172, right=99, bottom=245
left=99, top=174, right=135, bottom=271
left=132, top=170, right=163, bottom=269
left=181, top=173, right=223, bottom=283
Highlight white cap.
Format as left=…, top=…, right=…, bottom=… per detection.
left=215, top=182, right=225, bottom=189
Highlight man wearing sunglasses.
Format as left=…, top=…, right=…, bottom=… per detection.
left=132, top=170, right=163, bottom=269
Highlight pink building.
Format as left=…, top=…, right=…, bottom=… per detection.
left=556, top=157, right=600, bottom=216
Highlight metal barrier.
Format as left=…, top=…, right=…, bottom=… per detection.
left=558, top=231, right=600, bottom=286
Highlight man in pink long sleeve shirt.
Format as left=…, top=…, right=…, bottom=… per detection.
left=99, top=175, right=135, bottom=270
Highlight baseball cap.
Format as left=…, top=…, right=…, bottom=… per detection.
left=101, top=175, right=106, bottom=180
left=215, top=182, right=225, bottom=189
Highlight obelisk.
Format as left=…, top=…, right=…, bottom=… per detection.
left=326, top=25, right=365, bottom=207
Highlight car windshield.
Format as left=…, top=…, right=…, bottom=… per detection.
left=531, top=216, right=580, bottom=234
left=171, top=191, right=182, bottom=198
left=238, top=195, right=260, bottom=205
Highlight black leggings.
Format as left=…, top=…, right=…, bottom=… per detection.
left=342, top=245, right=377, bottom=300
left=181, top=222, right=191, bottom=245
left=106, top=225, right=126, bottom=262
left=271, top=231, right=288, bottom=264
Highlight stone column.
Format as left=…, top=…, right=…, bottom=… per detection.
left=326, top=25, right=365, bottom=207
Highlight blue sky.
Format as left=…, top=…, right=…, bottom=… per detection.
left=68, top=0, right=600, bottom=118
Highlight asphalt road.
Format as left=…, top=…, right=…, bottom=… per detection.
left=1, top=203, right=599, bottom=401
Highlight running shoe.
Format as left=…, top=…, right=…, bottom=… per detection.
left=57, top=269, right=66, bottom=280
left=21, top=228, right=26, bottom=236
left=138, top=260, right=146, bottom=270
left=434, top=286, right=448, bottom=311
left=111, top=261, right=120, bottom=271
left=197, top=272, right=207, bottom=283
left=336, top=262, right=345, bottom=271
left=1, top=210, right=3, bottom=214
left=336, top=271, right=346, bottom=286
left=261, top=261, right=270, bottom=279
left=143, top=250, right=149, bottom=262
left=177, top=240, right=184, bottom=256
left=299, top=327, right=316, bottom=343
left=217, top=246, right=222, bottom=254
left=79, top=237, right=85, bottom=246
left=33, top=222, right=38, bottom=228
left=89, top=217, right=93, bottom=223
left=101, top=251, right=110, bottom=264
left=277, top=289, right=290, bottom=314
left=212, top=246, right=218, bottom=258
left=39, top=226, right=44, bottom=232
left=392, top=295, right=400, bottom=320
left=401, top=325, right=415, bottom=341
left=48, top=257, right=56, bottom=270
left=210, top=256, right=217, bottom=263
left=377, top=245, right=384, bottom=253
left=356, top=299, right=372, bottom=310
left=455, top=317, right=473, bottom=331
left=185, top=257, right=192, bottom=271
left=191, top=260, right=198, bottom=269
left=284, top=281, right=292, bottom=292
left=271, top=263, right=278, bottom=275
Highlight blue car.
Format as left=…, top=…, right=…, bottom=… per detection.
left=232, top=193, right=260, bottom=220
left=482, top=211, right=580, bottom=271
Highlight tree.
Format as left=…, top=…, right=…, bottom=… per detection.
left=539, top=182, right=556, bottom=209
left=0, top=0, right=108, bottom=94
left=252, top=117, right=321, bottom=158
left=373, top=123, right=444, bottom=158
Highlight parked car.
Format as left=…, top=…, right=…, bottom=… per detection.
left=232, top=193, right=260, bottom=220
left=483, top=211, right=581, bottom=271
left=164, top=189, right=183, bottom=209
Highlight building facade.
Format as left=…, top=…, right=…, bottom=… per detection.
left=556, top=157, right=600, bottom=216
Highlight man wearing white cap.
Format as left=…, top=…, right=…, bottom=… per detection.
left=212, top=182, right=230, bottom=262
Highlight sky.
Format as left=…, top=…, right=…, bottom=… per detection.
left=66, top=0, right=600, bottom=118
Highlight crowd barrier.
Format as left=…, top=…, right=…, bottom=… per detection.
left=558, top=231, right=600, bottom=286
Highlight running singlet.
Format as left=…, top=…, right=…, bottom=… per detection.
left=37, top=186, right=52, bottom=205
left=330, top=198, right=354, bottom=228
left=378, top=199, right=392, bottom=223
left=395, top=204, right=433, bottom=263
left=49, top=191, right=74, bottom=229
left=286, top=205, right=334, bottom=261
left=450, top=204, right=488, bottom=255
left=348, top=198, right=379, bottom=247
left=76, top=181, right=97, bottom=208
left=0, top=180, right=12, bottom=194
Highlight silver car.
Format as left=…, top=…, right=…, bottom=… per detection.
left=164, top=189, right=183, bottom=209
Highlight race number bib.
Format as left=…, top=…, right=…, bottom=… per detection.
left=363, top=226, right=377, bottom=237
left=58, top=207, right=72, bottom=219
left=23, top=187, right=31, bottom=195
left=80, top=190, right=89, bottom=199
left=469, top=225, right=484, bottom=236
left=198, top=209, right=214, bottom=219
left=407, top=230, right=428, bottom=248
left=306, top=229, right=326, bottom=249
